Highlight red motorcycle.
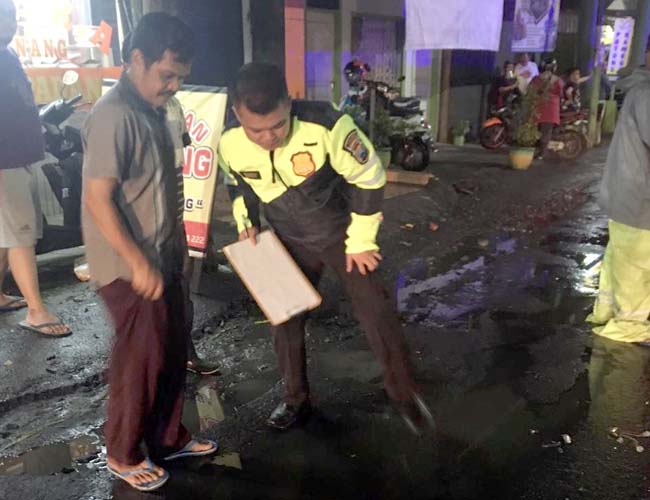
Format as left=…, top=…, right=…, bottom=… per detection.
left=479, top=106, right=513, bottom=149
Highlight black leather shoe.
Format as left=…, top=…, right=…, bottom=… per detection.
left=396, top=393, right=435, bottom=436
left=267, top=400, right=312, bottom=430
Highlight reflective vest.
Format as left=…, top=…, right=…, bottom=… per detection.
left=218, top=101, right=385, bottom=254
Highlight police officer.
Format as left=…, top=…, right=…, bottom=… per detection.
left=218, top=63, right=432, bottom=434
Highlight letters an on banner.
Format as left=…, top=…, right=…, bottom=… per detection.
left=176, top=88, right=228, bottom=258
left=512, top=0, right=560, bottom=53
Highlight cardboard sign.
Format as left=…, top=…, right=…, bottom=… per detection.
left=222, top=231, right=322, bottom=325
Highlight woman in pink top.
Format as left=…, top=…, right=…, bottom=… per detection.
left=530, top=58, right=564, bottom=159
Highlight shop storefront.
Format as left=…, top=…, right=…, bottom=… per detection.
left=10, top=0, right=121, bottom=104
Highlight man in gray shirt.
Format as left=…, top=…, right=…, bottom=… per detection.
left=82, top=13, right=216, bottom=492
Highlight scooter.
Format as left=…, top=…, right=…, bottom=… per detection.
left=35, top=70, right=85, bottom=254
left=364, top=79, right=434, bottom=171
left=547, top=110, right=588, bottom=161
left=479, top=106, right=513, bottom=150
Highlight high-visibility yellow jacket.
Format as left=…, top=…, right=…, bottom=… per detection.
left=217, top=101, right=385, bottom=254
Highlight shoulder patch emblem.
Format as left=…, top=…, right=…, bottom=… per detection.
left=343, top=130, right=369, bottom=164
left=291, top=152, right=316, bottom=178
left=240, top=170, right=261, bottom=180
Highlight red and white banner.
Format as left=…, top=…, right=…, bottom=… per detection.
left=177, top=86, right=229, bottom=258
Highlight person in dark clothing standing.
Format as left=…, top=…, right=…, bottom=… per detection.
left=218, top=63, right=434, bottom=435
left=488, top=60, right=520, bottom=110
left=530, top=58, right=564, bottom=159
left=82, top=13, right=217, bottom=492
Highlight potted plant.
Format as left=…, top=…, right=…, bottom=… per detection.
left=451, top=120, right=470, bottom=146
left=509, top=89, right=541, bottom=170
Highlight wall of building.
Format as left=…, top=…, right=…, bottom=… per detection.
left=447, top=85, right=487, bottom=142
left=250, top=0, right=286, bottom=69
left=178, top=0, right=244, bottom=87
left=285, top=3, right=307, bottom=99
left=339, top=0, right=403, bottom=92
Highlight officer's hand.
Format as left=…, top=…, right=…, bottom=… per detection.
left=238, top=227, right=259, bottom=246
left=346, top=251, right=383, bottom=276
left=130, top=256, right=164, bottom=301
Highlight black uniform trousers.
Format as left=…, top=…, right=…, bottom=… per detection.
left=271, top=237, right=417, bottom=406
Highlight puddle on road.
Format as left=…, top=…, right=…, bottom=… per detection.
left=397, top=226, right=605, bottom=327
left=0, top=379, right=226, bottom=478
left=0, top=433, right=104, bottom=476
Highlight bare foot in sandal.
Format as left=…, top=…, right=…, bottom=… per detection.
left=22, top=308, right=71, bottom=336
left=0, top=294, right=26, bottom=312
left=107, top=457, right=167, bottom=491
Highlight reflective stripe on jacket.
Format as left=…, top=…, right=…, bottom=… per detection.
left=218, top=101, right=385, bottom=254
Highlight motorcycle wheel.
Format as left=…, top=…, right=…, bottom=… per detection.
left=392, top=137, right=430, bottom=172
left=479, top=123, right=506, bottom=150
left=555, top=129, right=585, bottom=161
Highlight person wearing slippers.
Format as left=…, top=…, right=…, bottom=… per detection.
left=82, top=13, right=216, bottom=492
left=0, top=0, right=71, bottom=338
left=119, top=34, right=220, bottom=379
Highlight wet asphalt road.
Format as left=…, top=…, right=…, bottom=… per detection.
left=2, top=145, right=650, bottom=499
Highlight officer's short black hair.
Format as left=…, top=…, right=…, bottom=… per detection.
left=129, top=12, right=194, bottom=66
left=231, top=63, right=289, bottom=115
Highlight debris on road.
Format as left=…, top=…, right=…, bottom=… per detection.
left=3, top=360, right=12, bottom=367
left=211, top=452, right=242, bottom=470
left=429, top=222, right=439, bottom=232
left=609, top=427, right=649, bottom=452
left=401, top=223, right=415, bottom=230
left=478, top=238, right=489, bottom=248
left=453, top=179, right=479, bottom=195
left=74, top=260, right=91, bottom=282
left=562, top=434, right=572, bottom=445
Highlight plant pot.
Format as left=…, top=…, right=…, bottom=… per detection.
left=452, top=135, right=465, bottom=146
left=509, top=146, right=535, bottom=170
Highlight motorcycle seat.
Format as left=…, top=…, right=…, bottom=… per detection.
left=393, top=99, right=420, bottom=108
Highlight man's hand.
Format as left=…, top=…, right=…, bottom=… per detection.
left=238, top=227, right=259, bottom=246
left=129, top=256, right=164, bottom=301
left=346, top=251, right=382, bottom=276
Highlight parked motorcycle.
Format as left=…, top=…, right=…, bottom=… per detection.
left=479, top=105, right=513, bottom=150
left=35, top=70, right=85, bottom=254
left=342, top=78, right=434, bottom=171
left=546, top=110, right=588, bottom=161
left=480, top=105, right=587, bottom=160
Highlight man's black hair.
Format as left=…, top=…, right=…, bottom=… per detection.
left=231, top=63, right=289, bottom=115
left=129, top=12, right=194, bottom=65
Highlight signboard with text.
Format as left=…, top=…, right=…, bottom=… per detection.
left=176, top=87, right=229, bottom=258
left=607, top=17, right=635, bottom=75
